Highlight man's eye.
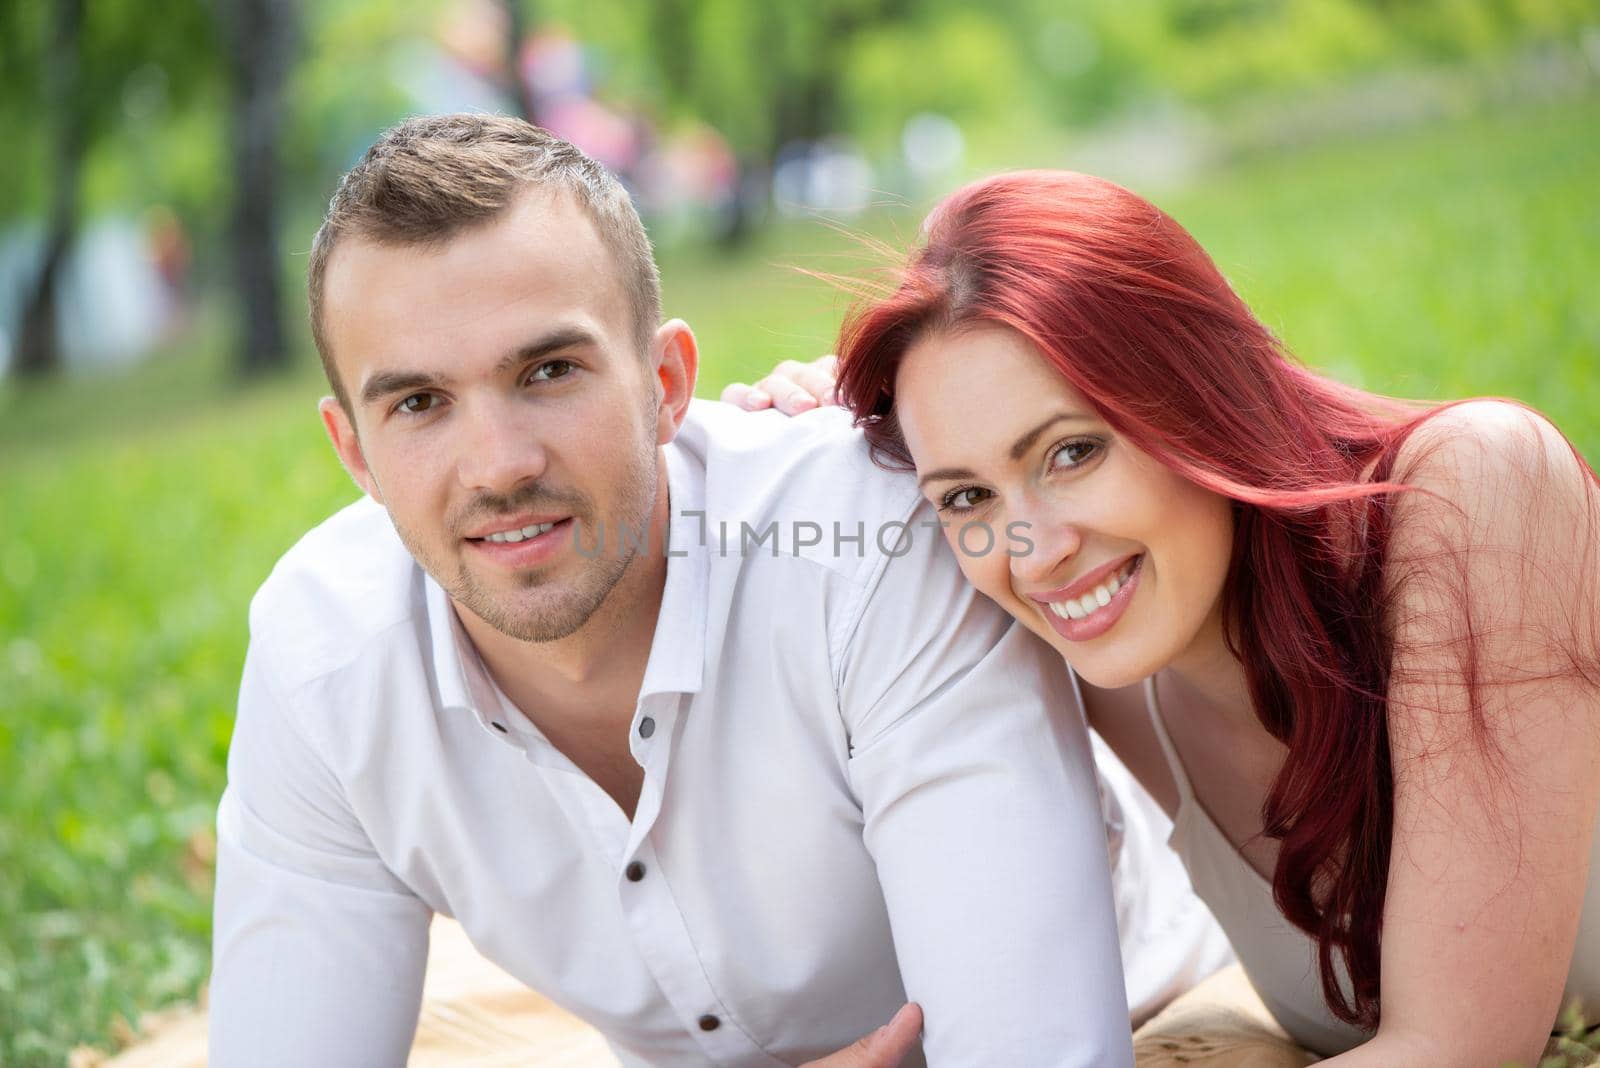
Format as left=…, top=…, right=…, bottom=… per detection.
left=398, top=393, right=438, bottom=414
left=530, top=360, right=573, bottom=382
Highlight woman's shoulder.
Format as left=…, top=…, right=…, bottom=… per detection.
left=1396, top=398, right=1581, bottom=482
left=1382, top=398, right=1598, bottom=691
left=1388, top=398, right=1592, bottom=547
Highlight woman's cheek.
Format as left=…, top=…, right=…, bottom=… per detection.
left=945, top=533, right=1002, bottom=598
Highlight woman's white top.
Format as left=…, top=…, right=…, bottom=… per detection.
left=1142, top=677, right=1600, bottom=1055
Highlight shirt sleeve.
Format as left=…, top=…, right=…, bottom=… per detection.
left=208, top=639, right=432, bottom=1068
left=838, top=523, right=1135, bottom=1068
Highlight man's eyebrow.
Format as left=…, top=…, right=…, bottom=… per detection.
left=360, top=370, right=444, bottom=408
left=492, top=327, right=600, bottom=375
left=358, top=328, right=602, bottom=408
left=916, top=412, right=1093, bottom=488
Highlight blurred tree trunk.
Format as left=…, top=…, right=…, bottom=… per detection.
left=763, top=2, right=909, bottom=162
left=217, top=0, right=299, bottom=378
left=15, top=0, right=85, bottom=379
left=502, top=0, right=536, bottom=122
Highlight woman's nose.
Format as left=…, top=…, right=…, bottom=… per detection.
left=1008, top=510, right=1083, bottom=590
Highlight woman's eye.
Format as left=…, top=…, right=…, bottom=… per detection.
left=530, top=360, right=573, bottom=382
left=398, top=393, right=438, bottom=414
left=940, top=486, right=992, bottom=512
left=1050, top=439, right=1101, bottom=470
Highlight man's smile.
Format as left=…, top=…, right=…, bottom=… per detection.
left=463, top=517, right=574, bottom=567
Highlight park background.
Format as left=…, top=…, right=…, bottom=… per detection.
left=1, top=0, right=1597, bottom=1064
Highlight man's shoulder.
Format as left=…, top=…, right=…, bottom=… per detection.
left=677, top=400, right=926, bottom=580
left=246, top=496, right=425, bottom=688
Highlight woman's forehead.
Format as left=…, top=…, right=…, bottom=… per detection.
left=896, top=326, right=1095, bottom=467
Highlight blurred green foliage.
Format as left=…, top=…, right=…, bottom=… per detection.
left=531, top=0, right=1600, bottom=154
left=1026, top=0, right=1598, bottom=119
left=3, top=0, right=1595, bottom=230
left=1, top=91, right=1597, bottom=1065
left=0, top=0, right=222, bottom=222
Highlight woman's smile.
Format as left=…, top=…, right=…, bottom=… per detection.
left=1027, top=553, right=1144, bottom=642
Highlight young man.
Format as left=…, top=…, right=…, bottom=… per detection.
left=208, top=115, right=1225, bottom=1067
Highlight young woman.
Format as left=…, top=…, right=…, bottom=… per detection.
left=724, top=170, right=1600, bottom=1067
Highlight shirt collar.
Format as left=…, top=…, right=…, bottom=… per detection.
left=426, top=574, right=497, bottom=717
left=639, top=440, right=708, bottom=700
left=425, top=441, right=710, bottom=718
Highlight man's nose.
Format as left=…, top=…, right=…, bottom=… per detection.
left=455, top=400, right=548, bottom=493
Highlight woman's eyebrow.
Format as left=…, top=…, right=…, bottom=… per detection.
left=1008, top=412, right=1092, bottom=460
left=916, top=412, right=1093, bottom=488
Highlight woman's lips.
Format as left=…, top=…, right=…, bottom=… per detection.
left=1033, top=554, right=1143, bottom=642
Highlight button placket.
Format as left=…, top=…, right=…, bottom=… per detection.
left=616, top=841, right=777, bottom=1065
left=626, top=693, right=689, bottom=854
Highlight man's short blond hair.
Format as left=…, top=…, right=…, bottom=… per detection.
left=308, top=113, right=661, bottom=412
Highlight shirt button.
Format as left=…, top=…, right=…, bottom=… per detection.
left=490, top=722, right=508, bottom=733
left=697, top=1014, right=720, bottom=1032
left=625, top=861, right=646, bottom=882
left=638, top=716, right=656, bottom=739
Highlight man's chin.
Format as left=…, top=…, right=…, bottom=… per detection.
left=451, top=572, right=606, bottom=645
left=463, top=600, right=575, bottom=644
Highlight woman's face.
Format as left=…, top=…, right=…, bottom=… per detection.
left=894, top=324, right=1236, bottom=688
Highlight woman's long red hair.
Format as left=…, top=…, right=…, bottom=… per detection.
left=834, top=170, right=1568, bottom=1027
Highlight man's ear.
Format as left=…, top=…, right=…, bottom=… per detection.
left=649, top=319, right=699, bottom=445
left=319, top=397, right=383, bottom=503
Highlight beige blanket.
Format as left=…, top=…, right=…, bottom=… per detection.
left=72, top=915, right=1585, bottom=1067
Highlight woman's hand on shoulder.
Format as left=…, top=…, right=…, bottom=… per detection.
left=721, top=354, right=841, bottom=415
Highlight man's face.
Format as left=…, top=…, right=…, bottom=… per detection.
left=319, top=189, right=674, bottom=643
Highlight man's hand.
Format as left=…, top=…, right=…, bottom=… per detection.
left=798, top=1003, right=923, bottom=1068
left=720, top=355, right=841, bottom=415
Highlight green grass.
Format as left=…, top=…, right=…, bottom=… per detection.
left=2, top=92, right=1596, bottom=1066
left=1165, top=98, right=1600, bottom=459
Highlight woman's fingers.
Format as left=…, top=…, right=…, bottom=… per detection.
left=797, top=1003, right=923, bottom=1068
left=790, top=354, right=840, bottom=406
left=720, top=381, right=773, bottom=410
left=761, top=356, right=842, bottom=414
left=722, top=355, right=843, bottom=416
left=760, top=360, right=822, bottom=414
left=756, top=373, right=819, bottom=414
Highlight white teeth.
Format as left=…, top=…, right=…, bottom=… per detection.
left=1042, top=557, right=1139, bottom=624
left=484, top=521, right=556, bottom=544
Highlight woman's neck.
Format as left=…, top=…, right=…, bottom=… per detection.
left=1161, top=606, right=1257, bottom=733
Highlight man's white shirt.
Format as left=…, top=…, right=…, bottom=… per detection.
left=210, top=401, right=1205, bottom=1066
